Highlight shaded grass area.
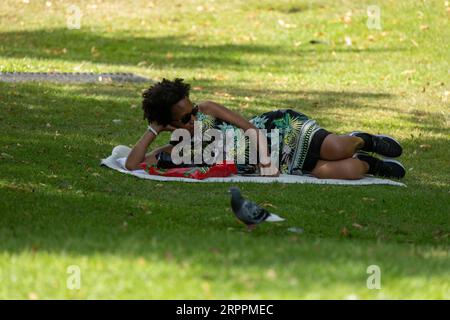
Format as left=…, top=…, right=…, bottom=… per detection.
left=0, top=0, right=449, bottom=299
left=0, top=82, right=448, bottom=299
left=0, top=28, right=410, bottom=73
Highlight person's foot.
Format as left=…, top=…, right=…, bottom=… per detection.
left=355, top=152, right=406, bottom=179
left=350, top=131, right=403, bottom=158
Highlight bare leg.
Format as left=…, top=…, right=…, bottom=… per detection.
left=311, top=158, right=369, bottom=180
left=320, top=134, right=364, bottom=161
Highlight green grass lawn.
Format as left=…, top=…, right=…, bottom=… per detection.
left=0, top=0, right=449, bottom=299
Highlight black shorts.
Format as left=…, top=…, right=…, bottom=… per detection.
left=302, top=129, right=331, bottom=172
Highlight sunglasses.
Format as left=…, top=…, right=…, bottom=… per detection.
left=175, top=104, right=199, bottom=125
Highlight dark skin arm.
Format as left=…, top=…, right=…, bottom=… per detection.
left=125, top=122, right=175, bottom=171
left=199, top=101, right=279, bottom=176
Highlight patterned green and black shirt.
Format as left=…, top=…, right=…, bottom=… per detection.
left=170, top=109, right=323, bottom=174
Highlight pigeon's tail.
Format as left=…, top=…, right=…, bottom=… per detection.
left=265, top=213, right=285, bottom=222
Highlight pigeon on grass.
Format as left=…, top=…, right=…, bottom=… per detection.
left=229, top=187, right=285, bottom=231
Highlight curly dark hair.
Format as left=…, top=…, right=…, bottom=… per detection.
left=142, top=78, right=191, bottom=126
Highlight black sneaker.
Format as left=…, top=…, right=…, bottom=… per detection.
left=350, top=131, right=403, bottom=158
left=355, top=152, right=406, bottom=179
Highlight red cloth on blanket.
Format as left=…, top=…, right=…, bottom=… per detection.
left=139, top=161, right=238, bottom=180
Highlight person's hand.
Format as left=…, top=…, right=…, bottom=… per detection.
left=259, top=164, right=280, bottom=177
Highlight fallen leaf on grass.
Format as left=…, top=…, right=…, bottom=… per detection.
left=260, top=202, right=277, bottom=208
left=352, top=223, right=363, bottom=229
left=90, top=46, right=100, bottom=57
left=214, top=75, right=226, bottom=81
left=165, top=251, right=174, bottom=262
left=208, top=248, right=222, bottom=255
left=28, top=292, right=39, bottom=300
left=401, top=69, right=416, bottom=75
left=31, top=244, right=39, bottom=255
left=137, top=257, right=146, bottom=266
left=342, top=11, right=352, bottom=24
left=287, top=227, right=304, bottom=234
left=0, top=152, right=13, bottom=159
left=340, top=227, right=350, bottom=237
left=277, top=19, right=297, bottom=28
left=266, top=269, right=277, bottom=280
left=201, top=281, right=211, bottom=296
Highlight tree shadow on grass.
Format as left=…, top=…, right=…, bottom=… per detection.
left=0, top=28, right=406, bottom=72
left=193, top=82, right=394, bottom=114
left=0, top=82, right=448, bottom=297
left=0, top=29, right=281, bottom=70
left=0, top=82, right=448, bottom=243
left=0, top=170, right=449, bottom=298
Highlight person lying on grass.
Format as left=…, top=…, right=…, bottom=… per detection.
left=126, top=78, right=405, bottom=179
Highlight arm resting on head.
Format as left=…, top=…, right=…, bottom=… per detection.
left=125, top=129, right=174, bottom=170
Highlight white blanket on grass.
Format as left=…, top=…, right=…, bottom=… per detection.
left=100, top=145, right=406, bottom=186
